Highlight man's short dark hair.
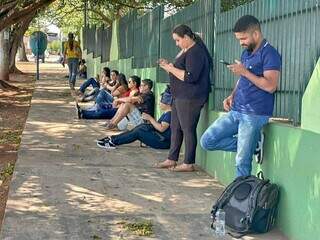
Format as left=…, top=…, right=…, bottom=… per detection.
left=111, top=70, right=119, bottom=75
left=142, top=79, right=153, bottom=90
left=233, top=15, right=261, bottom=33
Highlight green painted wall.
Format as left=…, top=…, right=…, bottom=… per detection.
left=200, top=113, right=320, bottom=240
left=301, top=58, right=320, bottom=134
left=82, top=20, right=320, bottom=240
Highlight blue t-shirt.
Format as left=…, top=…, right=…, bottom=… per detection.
left=232, top=39, right=281, bottom=116
left=158, top=111, right=171, bottom=140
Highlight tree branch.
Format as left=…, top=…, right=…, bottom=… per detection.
left=0, top=0, right=56, bottom=32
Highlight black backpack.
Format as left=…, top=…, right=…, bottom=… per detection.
left=211, top=172, right=280, bottom=238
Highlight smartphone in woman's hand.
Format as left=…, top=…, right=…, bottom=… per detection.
left=157, top=58, right=169, bottom=65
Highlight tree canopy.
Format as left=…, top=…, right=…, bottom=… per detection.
left=0, top=0, right=195, bottom=32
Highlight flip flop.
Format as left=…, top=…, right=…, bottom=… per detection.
left=169, top=164, right=195, bottom=172
left=154, top=160, right=177, bottom=169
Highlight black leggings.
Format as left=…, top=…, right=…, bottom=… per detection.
left=111, top=124, right=170, bottom=149
left=168, top=98, right=204, bottom=164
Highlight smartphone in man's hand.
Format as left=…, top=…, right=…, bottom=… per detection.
left=219, top=59, right=231, bottom=66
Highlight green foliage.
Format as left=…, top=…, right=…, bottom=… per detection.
left=0, top=131, right=21, bottom=145
left=221, top=0, right=254, bottom=12
left=0, top=163, right=15, bottom=181
left=124, top=220, right=153, bottom=236
left=48, top=40, right=61, bottom=52
left=26, top=0, right=196, bottom=39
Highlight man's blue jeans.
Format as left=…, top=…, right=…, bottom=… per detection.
left=79, top=78, right=100, bottom=93
left=200, top=110, right=269, bottom=177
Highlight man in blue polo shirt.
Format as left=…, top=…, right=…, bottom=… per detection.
left=200, top=15, right=281, bottom=177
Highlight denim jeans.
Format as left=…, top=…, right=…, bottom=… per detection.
left=79, top=78, right=100, bottom=93
left=96, top=89, right=113, bottom=105
left=81, top=104, right=117, bottom=119
left=200, top=110, right=269, bottom=177
left=67, top=58, right=79, bottom=88
left=111, top=124, right=170, bottom=149
left=82, top=88, right=100, bottom=102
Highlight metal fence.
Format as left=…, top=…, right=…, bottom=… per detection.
left=86, top=25, right=96, bottom=54
left=82, top=0, right=320, bottom=124
left=159, top=0, right=215, bottom=82
left=119, top=11, right=135, bottom=59
left=101, top=25, right=112, bottom=62
left=82, top=27, right=87, bottom=50
left=214, top=0, right=320, bottom=124
left=132, top=7, right=163, bottom=68
left=83, top=25, right=112, bottom=62
left=94, top=26, right=103, bottom=58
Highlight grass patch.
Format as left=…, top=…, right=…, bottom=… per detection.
left=124, top=220, right=153, bottom=237
left=0, top=163, right=14, bottom=181
left=0, top=131, right=21, bottom=144
left=90, top=235, right=101, bottom=240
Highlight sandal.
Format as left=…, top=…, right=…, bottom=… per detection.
left=169, top=164, right=195, bottom=172
left=154, top=159, right=177, bottom=169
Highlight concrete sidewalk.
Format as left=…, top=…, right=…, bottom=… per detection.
left=1, top=64, right=288, bottom=240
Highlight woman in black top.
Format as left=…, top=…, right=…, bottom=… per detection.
left=157, top=24, right=212, bottom=172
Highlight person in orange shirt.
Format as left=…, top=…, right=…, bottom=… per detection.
left=63, top=32, right=82, bottom=90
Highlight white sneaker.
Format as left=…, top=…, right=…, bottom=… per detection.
left=95, top=136, right=111, bottom=144
left=96, top=140, right=116, bottom=150
left=255, top=131, right=265, bottom=164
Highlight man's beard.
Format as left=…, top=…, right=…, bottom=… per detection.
left=242, top=42, right=256, bottom=52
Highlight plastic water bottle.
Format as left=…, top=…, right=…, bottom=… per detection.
left=215, top=208, right=226, bottom=237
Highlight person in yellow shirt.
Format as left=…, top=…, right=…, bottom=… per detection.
left=63, top=32, right=82, bottom=89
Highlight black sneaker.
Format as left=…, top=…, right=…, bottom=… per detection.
left=255, top=131, right=265, bottom=164
left=96, top=140, right=116, bottom=149
left=95, top=136, right=111, bottom=144
left=75, top=103, right=82, bottom=119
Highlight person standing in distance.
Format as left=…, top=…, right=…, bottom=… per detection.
left=63, top=32, right=82, bottom=90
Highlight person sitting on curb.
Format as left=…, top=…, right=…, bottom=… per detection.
left=77, top=67, right=111, bottom=102
left=76, top=75, right=140, bottom=119
left=78, top=59, right=87, bottom=79
left=96, top=88, right=172, bottom=150
left=105, top=78, right=155, bottom=130
left=106, top=70, right=119, bottom=90
left=95, top=73, right=129, bottom=105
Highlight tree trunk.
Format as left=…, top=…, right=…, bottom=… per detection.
left=9, top=14, right=34, bottom=74
left=0, top=29, right=10, bottom=82
left=18, top=40, right=29, bottom=62
left=0, top=28, right=17, bottom=90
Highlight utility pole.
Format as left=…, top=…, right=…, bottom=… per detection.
left=84, top=0, right=88, bottom=27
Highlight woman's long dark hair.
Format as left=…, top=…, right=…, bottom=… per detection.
left=172, top=24, right=213, bottom=70
left=102, top=67, right=111, bottom=78
left=118, top=73, right=128, bottom=90
left=68, top=32, right=74, bottom=51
